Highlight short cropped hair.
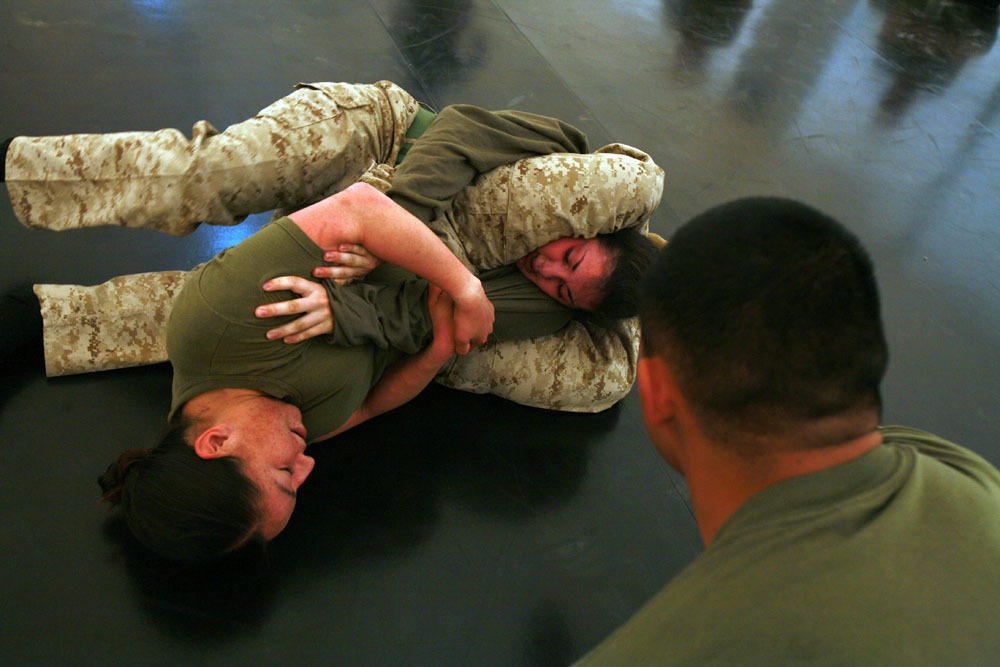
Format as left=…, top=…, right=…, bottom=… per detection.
left=639, top=197, right=888, bottom=440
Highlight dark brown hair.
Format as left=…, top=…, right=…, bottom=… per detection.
left=99, top=415, right=263, bottom=562
left=584, top=227, right=660, bottom=326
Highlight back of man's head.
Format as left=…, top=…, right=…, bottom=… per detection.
left=639, top=197, right=888, bottom=444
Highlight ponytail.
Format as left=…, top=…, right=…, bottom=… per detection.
left=98, top=447, right=152, bottom=505
left=99, top=416, right=263, bottom=562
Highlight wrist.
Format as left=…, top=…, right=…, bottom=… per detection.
left=453, top=275, right=484, bottom=305
left=421, top=343, right=453, bottom=370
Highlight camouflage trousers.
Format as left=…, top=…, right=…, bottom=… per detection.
left=11, top=83, right=664, bottom=412
left=7, top=81, right=421, bottom=235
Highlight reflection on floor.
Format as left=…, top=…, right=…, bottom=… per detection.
left=1, top=1, right=997, bottom=665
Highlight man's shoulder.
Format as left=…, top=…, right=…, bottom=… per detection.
left=577, top=525, right=1000, bottom=665
left=882, top=424, right=1000, bottom=491
left=575, top=429, right=1000, bottom=666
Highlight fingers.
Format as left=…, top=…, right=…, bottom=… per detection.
left=312, top=265, right=369, bottom=282
left=258, top=276, right=323, bottom=317
left=455, top=332, right=488, bottom=354
left=427, top=285, right=457, bottom=358
left=256, top=277, right=332, bottom=339
left=427, top=284, right=444, bottom=303
left=293, top=323, right=333, bottom=343
left=265, top=310, right=327, bottom=340
left=314, top=244, right=381, bottom=284
left=268, top=320, right=333, bottom=344
left=256, top=300, right=303, bottom=318
left=449, top=288, right=494, bottom=356
left=426, top=285, right=448, bottom=322
left=255, top=290, right=320, bottom=318
left=262, top=275, right=319, bottom=296
left=323, top=243, right=374, bottom=266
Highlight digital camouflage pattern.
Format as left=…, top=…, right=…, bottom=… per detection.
left=440, top=144, right=660, bottom=271
left=15, top=82, right=664, bottom=411
left=34, top=271, right=192, bottom=378
left=7, top=82, right=420, bottom=235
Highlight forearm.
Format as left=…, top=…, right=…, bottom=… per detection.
left=290, top=183, right=481, bottom=302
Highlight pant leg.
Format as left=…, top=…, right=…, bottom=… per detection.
left=34, top=271, right=192, bottom=376
left=6, top=81, right=420, bottom=235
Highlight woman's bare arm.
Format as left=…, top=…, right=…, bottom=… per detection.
left=288, top=182, right=492, bottom=354
left=313, top=285, right=456, bottom=441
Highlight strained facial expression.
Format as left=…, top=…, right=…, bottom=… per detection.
left=515, top=237, right=613, bottom=310
left=224, top=398, right=316, bottom=539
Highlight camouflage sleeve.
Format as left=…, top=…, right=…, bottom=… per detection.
left=435, top=143, right=663, bottom=269
left=436, top=317, right=641, bottom=413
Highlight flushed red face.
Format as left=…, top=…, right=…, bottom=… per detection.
left=515, top=237, right=613, bottom=311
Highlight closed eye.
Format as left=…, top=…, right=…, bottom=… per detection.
left=567, top=247, right=583, bottom=272
left=560, top=248, right=581, bottom=306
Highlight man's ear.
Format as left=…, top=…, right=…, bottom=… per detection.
left=637, top=355, right=679, bottom=430
left=192, top=424, right=234, bottom=460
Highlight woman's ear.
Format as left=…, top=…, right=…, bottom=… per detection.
left=192, top=424, right=234, bottom=460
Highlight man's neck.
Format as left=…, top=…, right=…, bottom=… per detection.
left=687, top=420, right=883, bottom=546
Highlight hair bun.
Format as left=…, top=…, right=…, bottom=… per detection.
left=98, top=447, right=152, bottom=505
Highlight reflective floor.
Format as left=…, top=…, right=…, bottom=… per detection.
left=1, top=1, right=998, bottom=665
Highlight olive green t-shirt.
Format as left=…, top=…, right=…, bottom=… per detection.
left=168, top=218, right=573, bottom=438
left=167, top=218, right=400, bottom=438
left=575, top=426, right=1000, bottom=666
left=168, top=104, right=590, bottom=436
left=327, top=262, right=572, bottom=350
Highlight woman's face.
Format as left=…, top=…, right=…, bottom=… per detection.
left=515, top=237, right=613, bottom=311
left=219, top=397, right=316, bottom=539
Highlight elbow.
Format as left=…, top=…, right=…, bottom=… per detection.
left=342, top=181, right=389, bottom=209
left=340, top=182, right=407, bottom=233
left=338, top=182, right=401, bottom=224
